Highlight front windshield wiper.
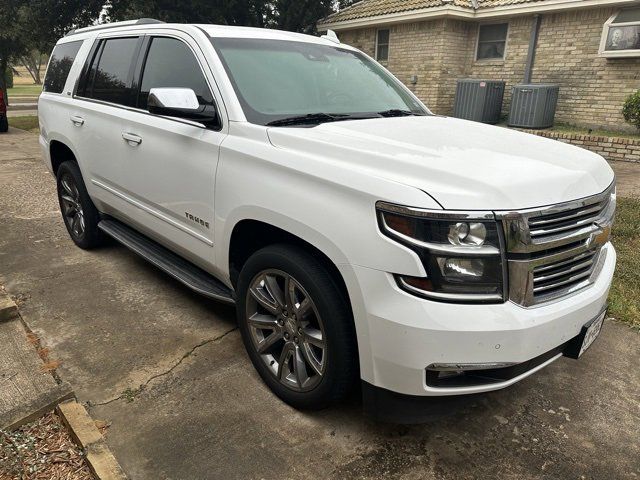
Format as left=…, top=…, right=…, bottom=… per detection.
left=377, top=109, right=426, bottom=118
left=266, top=110, right=422, bottom=127
left=266, top=113, right=350, bottom=127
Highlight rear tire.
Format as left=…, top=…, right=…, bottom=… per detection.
left=0, top=115, right=7, bottom=133
left=236, top=244, right=358, bottom=410
left=56, top=161, right=105, bottom=249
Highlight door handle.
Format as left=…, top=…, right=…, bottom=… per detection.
left=122, top=132, right=142, bottom=146
left=70, top=115, right=85, bottom=126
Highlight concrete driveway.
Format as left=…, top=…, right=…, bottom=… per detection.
left=1, top=128, right=639, bottom=480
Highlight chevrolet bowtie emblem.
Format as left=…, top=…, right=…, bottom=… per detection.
left=590, top=224, right=612, bottom=248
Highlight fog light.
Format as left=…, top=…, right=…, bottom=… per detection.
left=438, top=258, right=485, bottom=278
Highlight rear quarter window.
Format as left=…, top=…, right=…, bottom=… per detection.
left=43, top=41, right=83, bottom=94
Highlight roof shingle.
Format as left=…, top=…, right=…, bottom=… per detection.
left=321, top=0, right=549, bottom=24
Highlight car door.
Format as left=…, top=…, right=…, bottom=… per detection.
left=117, top=33, right=227, bottom=269
left=70, top=34, right=143, bottom=217
left=72, top=31, right=226, bottom=268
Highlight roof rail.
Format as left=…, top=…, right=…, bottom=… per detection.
left=65, top=18, right=165, bottom=37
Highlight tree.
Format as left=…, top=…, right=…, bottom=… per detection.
left=0, top=0, right=104, bottom=102
left=0, top=1, right=27, bottom=105
left=105, top=0, right=357, bottom=33
left=274, top=0, right=356, bottom=34
left=19, top=0, right=105, bottom=54
left=19, top=51, right=46, bottom=84
left=105, top=0, right=272, bottom=27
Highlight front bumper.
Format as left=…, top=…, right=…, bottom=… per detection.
left=352, top=242, right=616, bottom=397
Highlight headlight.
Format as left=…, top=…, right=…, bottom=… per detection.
left=377, top=202, right=506, bottom=303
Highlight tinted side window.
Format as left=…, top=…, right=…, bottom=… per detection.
left=90, top=37, right=139, bottom=106
left=139, top=37, right=213, bottom=110
left=43, top=41, right=83, bottom=94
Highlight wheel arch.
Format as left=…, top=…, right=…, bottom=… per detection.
left=49, top=136, right=80, bottom=176
left=227, top=218, right=350, bottom=304
left=227, top=216, right=369, bottom=390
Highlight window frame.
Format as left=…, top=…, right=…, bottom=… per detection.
left=74, top=35, right=143, bottom=107
left=475, top=23, right=509, bottom=62
left=599, top=9, right=640, bottom=58
left=73, top=32, right=223, bottom=131
left=375, top=28, right=390, bottom=62
left=135, top=35, right=217, bottom=113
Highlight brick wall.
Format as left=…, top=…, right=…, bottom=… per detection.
left=532, top=8, right=640, bottom=131
left=337, top=6, right=640, bottom=132
left=340, top=19, right=475, bottom=114
left=513, top=129, right=640, bottom=163
left=464, top=16, right=533, bottom=118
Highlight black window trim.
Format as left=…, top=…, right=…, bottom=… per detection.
left=43, top=40, right=84, bottom=96
left=131, top=36, right=152, bottom=108
left=74, top=39, right=102, bottom=98
left=73, top=32, right=223, bottom=131
left=74, top=34, right=142, bottom=105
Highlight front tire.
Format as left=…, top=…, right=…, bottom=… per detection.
left=56, top=161, right=105, bottom=249
left=236, top=244, right=357, bottom=410
left=0, top=115, right=7, bottom=133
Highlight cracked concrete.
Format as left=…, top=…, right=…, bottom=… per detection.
left=1, top=129, right=639, bottom=479
left=92, top=327, right=238, bottom=407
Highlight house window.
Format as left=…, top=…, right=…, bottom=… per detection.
left=476, top=23, right=508, bottom=60
left=376, top=29, right=390, bottom=61
left=600, top=8, right=640, bottom=58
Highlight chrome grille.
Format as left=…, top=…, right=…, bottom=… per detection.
left=528, top=196, right=612, bottom=242
left=532, top=249, right=598, bottom=299
left=498, top=182, right=615, bottom=307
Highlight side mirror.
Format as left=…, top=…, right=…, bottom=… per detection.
left=147, top=88, right=218, bottom=128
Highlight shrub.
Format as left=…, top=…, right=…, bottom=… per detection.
left=622, top=90, right=640, bottom=130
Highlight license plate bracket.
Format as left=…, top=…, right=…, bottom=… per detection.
left=564, top=308, right=606, bottom=360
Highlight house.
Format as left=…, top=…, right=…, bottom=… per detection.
left=318, top=0, right=640, bottom=132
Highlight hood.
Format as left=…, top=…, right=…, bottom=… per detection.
left=267, top=116, right=614, bottom=210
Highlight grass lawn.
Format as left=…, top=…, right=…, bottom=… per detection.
left=8, top=115, right=39, bottom=133
left=609, top=197, right=640, bottom=330
left=7, top=84, right=42, bottom=97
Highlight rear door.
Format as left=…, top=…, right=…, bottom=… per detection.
left=71, top=34, right=143, bottom=216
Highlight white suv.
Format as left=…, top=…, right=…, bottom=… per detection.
left=39, top=20, right=616, bottom=422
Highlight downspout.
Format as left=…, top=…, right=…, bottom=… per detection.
left=523, top=14, right=542, bottom=84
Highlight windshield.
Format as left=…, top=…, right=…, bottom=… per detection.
left=211, top=37, right=429, bottom=126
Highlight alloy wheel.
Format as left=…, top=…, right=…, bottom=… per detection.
left=59, top=174, right=85, bottom=239
left=246, top=269, right=327, bottom=392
